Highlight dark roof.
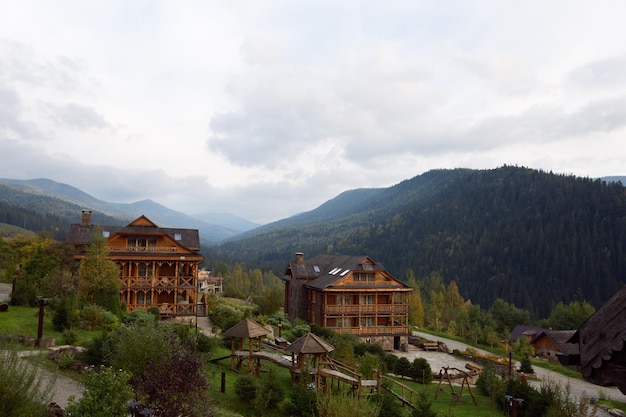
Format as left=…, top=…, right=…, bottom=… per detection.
left=285, top=332, right=335, bottom=354
left=531, top=330, right=579, bottom=355
left=568, top=285, right=626, bottom=393
left=66, top=215, right=201, bottom=250
left=284, top=254, right=408, bottom=290
left=222, top=318, right=270, bottom=339
left=510, top=325, right=545, bottom=342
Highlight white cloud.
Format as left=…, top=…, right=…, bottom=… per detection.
left=0, top=1, right=626, bottom=224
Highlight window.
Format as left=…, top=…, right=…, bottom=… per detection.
left=174, top=233, right=182, bottom=241
left=137, top=292, right=152, bottom=305
left=102, top=231, right=110, bottom=238
left=360, top=295, right=375, bottom=305
left=360, top=317, right=374, bottom=327
left=337, top=295, right=351, bottom=305
left=340, top=317, right=351, bottom=328
left=354, top=273, right=374, bottom=282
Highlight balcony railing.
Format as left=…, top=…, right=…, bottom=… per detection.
left=324, top=304, right=407, bottom=315
left=121, top=276, right=196, bottom=288
left=331, top=325, right=410, bottom=336
left=107, top=246, right=178, bottom=253
left=127, top=302, right=196, bottom=316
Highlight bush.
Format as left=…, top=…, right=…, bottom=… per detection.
left=63, top=328, right=79, bottom=345
left=0, top=349, right=54, bottom=417
left=254, top=373, right=285, bottom=413
left=195, top=332, right=219, bottom=353
left=410, top=357, right=433, bottom=384
left=66, top=366, right=133, bottom=417
left=234, top=374, right=257, bottom=403
left=80, top=304, right=119, bottom=331
left=519, top=354, right=534, bottom=374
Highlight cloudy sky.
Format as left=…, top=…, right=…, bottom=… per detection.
left=1, top=1, right=626, bottom=224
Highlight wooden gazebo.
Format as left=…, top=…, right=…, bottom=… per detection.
left=285, top=332, right=335, bottom=375
left=222, top=318, right=270, bottom=371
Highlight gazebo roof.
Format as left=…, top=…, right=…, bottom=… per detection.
left=285, top=332, right=335, bottom=354
left=222, top=318, right=270, bottom=339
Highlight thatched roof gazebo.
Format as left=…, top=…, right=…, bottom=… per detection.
left=222, top=318, right=270, bottom=371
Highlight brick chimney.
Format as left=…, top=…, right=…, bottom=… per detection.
left=81, top=210, right=92, bottom=227
left=295, top=252, right=304, bottom=264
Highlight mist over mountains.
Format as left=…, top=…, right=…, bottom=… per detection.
left=0, top=178, right=259, bottom=244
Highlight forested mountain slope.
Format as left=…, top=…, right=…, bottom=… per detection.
left=211, top=166, right=626, bottom=318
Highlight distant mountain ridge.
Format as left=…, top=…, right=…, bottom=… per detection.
left=0, top=178, right=259, bottom=243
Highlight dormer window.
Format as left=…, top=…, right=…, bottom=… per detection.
left=174, top=233, right=182, bottom=241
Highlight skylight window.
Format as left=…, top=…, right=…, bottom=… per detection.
left=340, top=269, right=350, bottom=276
left=314, top=265, right=320, bottom=273
left=102, top=231, right=110, bottom=238
left=329, top=268, right=340, bottom=275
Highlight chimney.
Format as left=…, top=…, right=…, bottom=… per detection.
left=295, top=252, right=304, bottom=264
left=81, top=210, right=92, bottom=227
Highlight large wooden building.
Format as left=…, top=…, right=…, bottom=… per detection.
left=282, top=253, right=412, bottom=350
left=67, top=211, right=204, bottom=317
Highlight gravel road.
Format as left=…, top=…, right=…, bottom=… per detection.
left=407, top=331, right=625, bottom=404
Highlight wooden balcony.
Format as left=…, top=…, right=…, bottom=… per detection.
left=324, top=304, right=408, bottom=315
left=107, top=246, right=178, bottom=253
left=121, top=275, right=196, bottom=289
left=127, top=302, right=196, bottom=316
left=331, top=325, right=410, bottom=336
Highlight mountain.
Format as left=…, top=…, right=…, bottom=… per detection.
left=191, top=212, right=260, bottom=233
left=0, top=178, right=252, bottom=243
left=211, top=167, right=626, bottom=318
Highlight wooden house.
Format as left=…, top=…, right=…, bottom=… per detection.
left=530, top=330, right=578, bottom=361
left=282, top=253, right=412, bottom=350
left=67, top=211, right=204, bottom=317
left=561, top=285, right=626, bottom=394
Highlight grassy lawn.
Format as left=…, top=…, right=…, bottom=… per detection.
left=0, top=305, right=100, bottom=347
left=203, top=345, right=505, bottom=417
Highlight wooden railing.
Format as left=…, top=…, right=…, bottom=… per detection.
left=325, top=304, right=407, bottom=315
left=331, top=325, right=410, bottom=336
left=127, top=303, right=196, bottom=316
left=107, top=246, right=178, bottom=253
left=120, top=276, right=196, bottom=288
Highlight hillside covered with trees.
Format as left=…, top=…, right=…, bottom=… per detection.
left=210, top=166, right=626, bottom=318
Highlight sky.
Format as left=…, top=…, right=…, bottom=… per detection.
left=1, top=1, right=626, bottom=224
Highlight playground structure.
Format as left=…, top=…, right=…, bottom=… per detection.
left=215, top=318, right=478, bottom=408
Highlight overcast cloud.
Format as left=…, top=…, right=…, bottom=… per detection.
left=1, top=1, right=625, bottom=224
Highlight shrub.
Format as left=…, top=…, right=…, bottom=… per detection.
left=410, top=357, right=433, bottom=384
left=519, top=354, right=534, bottom=374
left=80, top=304, right=119, bottom=331
left=66, top=366, right=133, bottom=417
left=0, top=349, right=54, bottom=417
left=254, top=372, right=285, bottom=413
left=195, top=332, right=219, bottom=353
left=234, top=374, right=257, bottom=403
left=285, top=370, right=318, bottom=417
left=63, top=328, right=79, bottom=345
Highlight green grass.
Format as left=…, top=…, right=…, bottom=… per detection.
left=0, top=305, right=100, bottom=346
left=203, top=345, right=505, bottom=417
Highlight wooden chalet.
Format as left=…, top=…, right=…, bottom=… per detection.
left=67, top=211, right=204, bottom=317
left=530, top=329, right=578, bottom=362
left=560, top=285, right=626, bottom=394
left=282, top=253, right=412, bottom=350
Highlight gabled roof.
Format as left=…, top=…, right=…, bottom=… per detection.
left=510, top=325, right=545, bottom=342
left=531, top=330, right=579, bottom=355
left=285, top=332, right=335, bottom=354
left=222, top=318, right=270, bottom=339
left=283, top=254, right=409, bottom=290
left=67, top=215, right=201, bottom=251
